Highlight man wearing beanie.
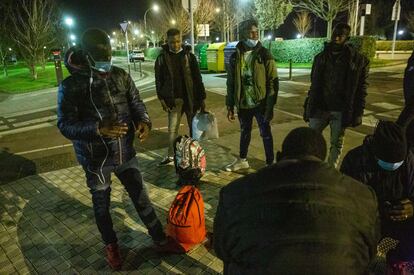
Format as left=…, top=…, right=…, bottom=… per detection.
left=304, top=23, right=369, bottom=168
left=58, top=28, right=179, bottom=270
left=341, top=120, right=414, bottom=268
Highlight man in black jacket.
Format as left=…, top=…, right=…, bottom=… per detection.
left=214, top=127, right=380, bottom=274
left=341, top=121, right=414, bottom=265
left=304, top=23, right=369, bottom=168
left=155, top=28, right=206, bottom=166
left=58, top=29, right=177, bottom=270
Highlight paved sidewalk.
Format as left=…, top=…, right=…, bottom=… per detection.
left=0, top=141, right=249, bottom=274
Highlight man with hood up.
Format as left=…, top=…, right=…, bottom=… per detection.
left=154, top=28, right=206, bottom=166
left=304, top=23, right=370, bottom=168
left=225, top=19, right=279, bottom=171
left=58, top=28, right=179, bottom=270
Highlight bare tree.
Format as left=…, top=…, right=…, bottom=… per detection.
left=7, top=0, right=61, bottom=80
left=292, top=0, right=351, bottom=38
left=293, top=10, right=312, bottom=38
left=0, top=3, right=12, bottom=77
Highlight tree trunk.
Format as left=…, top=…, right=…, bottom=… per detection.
left=29, top=63, right=38, bottom=80
left=2, top=61, right=7, bottom=77
left=326, top=19, right=333, bottom=39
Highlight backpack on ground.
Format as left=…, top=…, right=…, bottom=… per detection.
left=166, top=185, right=206, bottom=252
left=174, top=135, right=206, bottom=185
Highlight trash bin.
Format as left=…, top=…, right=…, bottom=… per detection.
left=194, top=43, right=209, bottom=70
left=224, top=41, right=239, bottom=72
left=206, top=42, right=226, bottom=72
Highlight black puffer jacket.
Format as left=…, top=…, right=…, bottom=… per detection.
left=57, top=48, right=151, bottom=168
left=404, top=51, right=414, bottom=103
left=214, top=157, right=380, bottom=275
left=304, top=43, right=369, bottom=127
left=154, top=44, right=206, bottom=114
left=340, top=136, right=414, bottom=236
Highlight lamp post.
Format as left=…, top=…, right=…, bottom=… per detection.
left=144, top=4, right=160, bottom=48
left=64, top=16, right=74, bottom=49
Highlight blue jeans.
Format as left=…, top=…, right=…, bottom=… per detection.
left=309, top=111, right=345, bottom=168
left=238, top=107, right=274, bottom=165
left=83, top=158, right=165, bottom=245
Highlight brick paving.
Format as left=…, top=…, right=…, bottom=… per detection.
left=0, top=141, right=250, bottom=274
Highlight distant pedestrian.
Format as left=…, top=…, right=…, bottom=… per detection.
left=225, top=19, right=279, bottom=171
left=341, top=120, right=414, bottom=266
left=304, top=23, right=370, bottom=168
left=58, top=28, right=178, bottom=270
left=155, top=28, right=206, bottom=166
left=215, top=127, right=380, bottom=274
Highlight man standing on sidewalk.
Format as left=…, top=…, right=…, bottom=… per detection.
left=304, top=23, right=369, bottom=168
left=225, top=19, right=279, bottom=171
left=155, top=28, right=206, bottom=166
left=58, top=29, right=177, bottom=270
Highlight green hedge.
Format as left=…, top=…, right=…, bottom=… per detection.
left=265, top=36, right=377, bottom=63
left=144, top=47, right=162, bottom=60
left=376, top=40, right=414, bottom=51
left=112, top=50, right=127, bottom=56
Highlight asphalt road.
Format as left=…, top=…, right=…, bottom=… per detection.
left=0, top=57, right=408, bottom=184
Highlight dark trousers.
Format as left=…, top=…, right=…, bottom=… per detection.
left=84, top=158, right=165, bottom=245
left=238, top=107, right=274, bottom=165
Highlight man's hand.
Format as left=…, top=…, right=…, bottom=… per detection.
left=99, top=121, right=128, bottom=138
left=227, top=109, right=235, bottom=122
left=386, top=199, right=414, bottom=222
left=136, top=122, right=150, bottom=142
left=160, top=99, right=171, bottom=112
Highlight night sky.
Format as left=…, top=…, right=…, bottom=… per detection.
left=57, top=0, right=152, bottom=35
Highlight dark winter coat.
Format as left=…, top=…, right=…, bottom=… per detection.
left=57, top=48, right=151, bottom=168
left=340, top=136, right=414, bottom=239
left=304, top=43, right=370, bottom=127
left=404, top=51, right=414, bottom=103
left=214, top=157, right=380, bottom=275
left=154, top=44, right=206, bottom=114
left=226, top=41, right=279, bottom=121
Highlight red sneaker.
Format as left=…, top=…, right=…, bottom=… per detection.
left=105, top=243, right=122, bottom=270
left=154, top=237, right=186, bottom=254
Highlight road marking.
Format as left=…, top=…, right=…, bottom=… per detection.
left=0, top=122, right=54, bottom=138
left=9, top=89, right=57, bottom=99
left=15, top=144, right=73, bottom=156
left=13, top=115, right=57, bottom=127
left=280, top=80, right=310, bottom=87
left=3, top=105, right=57, bottom=118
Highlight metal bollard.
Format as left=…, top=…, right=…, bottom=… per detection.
left=289, top=59, right=292, bottom=81
left=133, top=60, right=137, bottom=72
left=139, top=61, right=143, bottom=77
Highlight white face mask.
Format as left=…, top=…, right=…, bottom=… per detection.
left=244, top=39, right=259, bottom=48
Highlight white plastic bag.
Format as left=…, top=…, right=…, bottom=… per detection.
left=192, top=112, right=219, bottom=141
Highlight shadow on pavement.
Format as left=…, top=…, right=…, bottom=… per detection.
left=0, top=148, right=36, bottom=184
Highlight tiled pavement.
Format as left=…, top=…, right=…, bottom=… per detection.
left=0, top=142, right=250, bottom=274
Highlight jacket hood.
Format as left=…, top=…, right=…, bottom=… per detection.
left=323, top=42, right=356, bottom=57
left=64, top=46, right=91, bottom=76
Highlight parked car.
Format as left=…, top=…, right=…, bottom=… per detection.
left=129, top=50, right=145, bottom=62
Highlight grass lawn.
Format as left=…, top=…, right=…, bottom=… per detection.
left=0, top=62, right=70, bottom=94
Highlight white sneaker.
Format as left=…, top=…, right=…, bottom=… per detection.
left=225, top=158, right=250, bottom=171
left=158, top=156, right=174, bottom=166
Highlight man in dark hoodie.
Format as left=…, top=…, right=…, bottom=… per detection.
left=225, top=19, right=279, bottom=171
left=155, top=28, right=206, bottom=166
left=58, top=29, right=179, bottom=270
left=341, top=121, right=414, bottom=266
left=304, top=23, right=370, bottom=168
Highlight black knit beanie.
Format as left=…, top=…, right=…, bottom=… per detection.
left=81, top=28, right=111, bottom=61
left=373, top=120, right=407, bottom=163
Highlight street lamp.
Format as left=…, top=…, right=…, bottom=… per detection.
left=112, top=31, right=116, bottom=36
left=171, top=19, right=176, bottom=25
left=70, top=34, right=76, bottom=41
left=144, top=3, right=160, bottom=48
left=215, top=7, right=221, bottom=13
left=134, top=29, right=139, bottom=35
left=398, top=30, right=404, bottom=35
left=64, top=16, right=74, bottom=49
left=267, top=35, right=272, bottom=40
left=215, top=37, right=219, bottom=41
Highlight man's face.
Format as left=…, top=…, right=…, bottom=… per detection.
left=331, top=28, right=350, bottom=45
left=167, top=34, right=182, bottom=53
left=91, top=44, right=112, bottom=62
left=246, top=26, right=259, bottom=40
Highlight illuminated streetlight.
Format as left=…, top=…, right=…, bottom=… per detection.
left=398, top=30, right=404, bottom=35
left=151, top=30, right=154, bottom=34
left=72, top=42, right=76, bottom=46
left=144, top=3, right=160, bottom=48
left=153, top=4, right=160, bottom=12
left=9, top=48, right=12, bottom=51
left=215, top=37, right=219, bottom=41
left=64, top=17, right=74, bottom=27
left=296, top=33, right=302, bottom=39
left=110, top=39, right=115, bottom=43
left=70, top=34, right=76, bottom=41
left=267, top=35, right=272, bottom=40
left=215, top=7, right=221, bottom=13
left=134, top=29, right=139, bottom=35
left=140, top=34, right=144, bottom=38
left=112, top=31, right=116, bottom=35
left=171, top=19, right=176, bottom=25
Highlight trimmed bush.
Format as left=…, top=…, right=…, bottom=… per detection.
left=144, top=47, right=162, bottom=60
left=376, top=40, right=414, bottom=51
left=112, top=50, right=127, bottom=57
left=265, top=36, right=377, bottom=63
left=349, top=36, right=377, bottom=60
